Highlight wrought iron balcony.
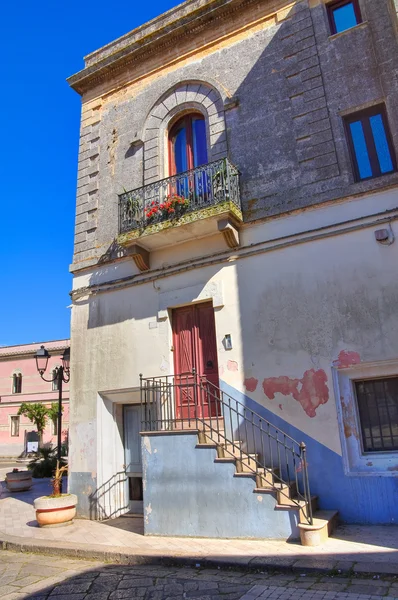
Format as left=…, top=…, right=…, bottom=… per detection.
left=118, top=158, right=241, bottom=236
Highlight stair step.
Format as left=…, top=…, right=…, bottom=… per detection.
left=256, top=468, right=280, bottom=488
left=275, top=495, right=319, bottom=521
left=298, top=510, right=339, bottom=546
left=275, top=481, right=298, bottom=505
left=217, top=442, right=242, bottom=459
left=196, top=442, right=217, bottom=449
left=197, top=430, right=225, bottom=445
left=233, top=471, right=256, bottom=479
left=236, top=454, right=258, bottom=473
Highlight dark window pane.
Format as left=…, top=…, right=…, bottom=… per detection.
left=129, top=476, right=143, bottom=501
left=350, top=121, right=372, bottom=179
left=355, top=378, right=398, bottom=452
left=192, top=117, right=208, bottom=167
left=173, top=126, right=188, bottom=174
left=11, top=416, right=20, bottom=437
left=370, top=114, right=394, bottom=174
left=332, top=2, right=358, bottom=33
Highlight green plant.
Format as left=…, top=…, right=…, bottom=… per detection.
left=123, top=189, right=142, bottom=220
left=47, top=403, right=64, bottom=435
left=18, top=403, right=48, bottom=446
left=28, top=446, right=67, bottom=478
left=212, top=161, right=229, bottom=201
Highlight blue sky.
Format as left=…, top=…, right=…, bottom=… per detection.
left=0, top=0, right=179, bottom=346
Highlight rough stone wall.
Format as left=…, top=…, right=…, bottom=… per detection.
left=70, top=0, right=398, bottom=270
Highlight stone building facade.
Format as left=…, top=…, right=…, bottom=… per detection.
left=67, top=0, right=398, bottom=538
left=0, top=340, right=70, bottom=457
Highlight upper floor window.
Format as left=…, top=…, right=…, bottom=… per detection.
left=169, top=113, right=208, bottom=176
left=12, top=373, right=22, bottom=394
left=344, top=105, right=396, bottom=181
left=52, top=369, right=59, bottom=391
left=355, top=377, right=398, bottom=452
left=327, top=0, right=362, bottom=35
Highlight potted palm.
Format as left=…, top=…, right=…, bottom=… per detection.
left=33, top=461, right=78, bottom=527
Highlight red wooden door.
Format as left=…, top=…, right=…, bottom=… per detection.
left=173, top=303, right=219, bottom=419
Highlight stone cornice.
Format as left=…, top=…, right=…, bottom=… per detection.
left=67, top=0, right=268, bottom=95
left=0, top=341, right=70, bottom=360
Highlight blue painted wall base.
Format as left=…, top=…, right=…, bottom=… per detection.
left=221, top=382, right=398, bottom=524
left=142, top=432, right=299, bottom=539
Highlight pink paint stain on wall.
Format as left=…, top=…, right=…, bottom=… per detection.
left=244, top=377, right=258, bottom=392
left=333, top=350, right=361, bottom=368
left=262, top=369, right=329, bottom=418
left=227, top=360, right=238, bottom=372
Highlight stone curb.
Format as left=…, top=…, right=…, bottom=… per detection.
left=1, top=531, right=398, bottom=577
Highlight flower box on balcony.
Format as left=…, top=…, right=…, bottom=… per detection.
left=117, top=159, right=242, bottom=253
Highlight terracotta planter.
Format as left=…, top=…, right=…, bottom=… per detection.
left=34, top=494, right=78, bottom=527
left=5, top=470, right=33, bottom=492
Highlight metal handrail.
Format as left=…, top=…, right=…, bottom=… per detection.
left=119, top=158, right=241, bottom=234
left=140, top=372, right=313, bottom=525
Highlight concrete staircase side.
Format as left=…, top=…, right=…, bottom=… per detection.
left=196, top=430, right=338, bottom=546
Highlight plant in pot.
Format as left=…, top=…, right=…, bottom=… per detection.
left=5, top=467, right=33, bottom=492
left=33, top=460, right=78, bottom=527
left=122, top=189, right=142, bottom=225
left=161, top=194, right=189, bottom=219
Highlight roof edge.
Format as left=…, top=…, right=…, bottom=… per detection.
left=67, top=0, right=236, bottom=94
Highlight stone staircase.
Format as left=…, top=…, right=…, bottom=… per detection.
left=140, top=373, right=338, bottom=544
left=197, top=427, right=338, bottom=546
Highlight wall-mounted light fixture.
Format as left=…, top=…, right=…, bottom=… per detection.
left=374, top=226, right=394, bottom=246
left=224, top=334, right=233, bottom=350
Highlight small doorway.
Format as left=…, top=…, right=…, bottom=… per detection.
left=172, top=302, right=219, bottom=419
left=123, top=405, right=143, bottom=514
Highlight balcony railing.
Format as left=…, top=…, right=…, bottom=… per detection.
left=119, top=158, right=241, bottom=234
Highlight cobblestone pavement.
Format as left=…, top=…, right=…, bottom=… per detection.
left=1, top=550, right=398, bottom=600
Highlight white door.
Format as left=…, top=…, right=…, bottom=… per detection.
left=124, top=405, right=143, bottom=514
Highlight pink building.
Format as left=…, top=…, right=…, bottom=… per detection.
left=0, top=340, right=70, bottom=457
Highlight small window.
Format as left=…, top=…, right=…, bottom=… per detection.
left=355, top=377, right=398, bottom=452
left=10, top=416, right=20, bottom=437
left=327, top=0, right=362, bottom=35
left=12, top=373, right=22, bottom=394
left=52, top=370, right=59, bottom=391
left=344, top=106, right=396, bottom=181
left=52, top=417, right=58, bottom=436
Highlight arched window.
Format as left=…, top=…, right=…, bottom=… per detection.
left=12, top=373, right=22, bottom=394
left=169, top=113, right=208, bottom=175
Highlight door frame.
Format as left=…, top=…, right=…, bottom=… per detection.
left=171, top=301, right=220, bottom=419
left=123, top=404, right=144, bottom=514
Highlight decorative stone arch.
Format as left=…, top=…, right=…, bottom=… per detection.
left=142, top=81, right=228, bottom=185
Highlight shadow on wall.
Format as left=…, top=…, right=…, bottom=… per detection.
left=228, top=1, right=398, bottom=525
left=85, top=260, right=226, bottom=329
left=89, top=471, right=129, bottom=521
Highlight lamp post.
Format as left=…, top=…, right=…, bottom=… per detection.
left=35, top=345, right=70, bottom=465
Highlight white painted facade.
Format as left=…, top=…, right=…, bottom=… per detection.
left=69, top=185, right=398, bottom=520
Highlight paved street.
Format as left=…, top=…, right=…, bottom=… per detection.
left=1, top=550, right=398, bottom=600
left=1, top=476, right=398, bottom=575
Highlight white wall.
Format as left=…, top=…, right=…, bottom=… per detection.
left=69, top=187, right=398, bottom=497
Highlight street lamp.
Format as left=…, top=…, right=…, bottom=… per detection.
left=35, top=345, right=70, bottom=465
